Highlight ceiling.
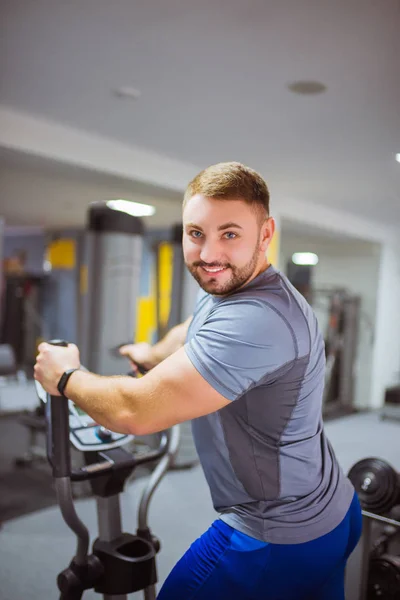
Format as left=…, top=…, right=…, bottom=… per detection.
left=0, top=148, right=183, bottom=229
left=281, top=217, right=382, bottom=255
left=1, top=0, right=400, bottom=227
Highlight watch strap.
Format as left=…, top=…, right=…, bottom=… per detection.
left=57, top=368, right=80, bottom=398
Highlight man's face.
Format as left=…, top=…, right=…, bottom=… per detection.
left=183, top=194, right=272, bottom=296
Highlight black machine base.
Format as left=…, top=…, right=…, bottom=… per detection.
left=57, top=532, right=159, bottom=598
left=93, top=532, right=158, bottom=595
left=58, top=554, right=103, bottom=600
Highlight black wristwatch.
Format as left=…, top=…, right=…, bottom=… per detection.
left=57, top=368, right=80, bottom=398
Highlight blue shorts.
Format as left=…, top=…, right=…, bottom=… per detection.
left=157, top=492, right=362, bottom=600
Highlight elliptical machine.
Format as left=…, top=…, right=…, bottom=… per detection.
left=35, top=340, right=180, bottom=599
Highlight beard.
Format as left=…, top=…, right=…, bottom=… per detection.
left=186, top=245, right=260, bottom=296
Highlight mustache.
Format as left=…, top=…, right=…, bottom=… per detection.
left=192, top=261, right=231, bottom=269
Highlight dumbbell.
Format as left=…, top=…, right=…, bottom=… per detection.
left=348, top=457, right=400, bottom=515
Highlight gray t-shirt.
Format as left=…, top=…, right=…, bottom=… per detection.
left=184, top=265, right=354, bottom=544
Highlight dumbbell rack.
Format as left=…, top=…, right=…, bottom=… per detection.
left=345, top=510, right=400, bottom=600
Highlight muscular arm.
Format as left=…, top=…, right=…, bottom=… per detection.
left=60, top=347, right=230, bottom=435
left=35, top=294, right=295, bottom=439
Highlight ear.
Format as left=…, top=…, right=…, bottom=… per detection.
left=260, top=217, right=275, bottom=252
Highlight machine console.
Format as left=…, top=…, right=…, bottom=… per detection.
left=34, top=379, right=133, bottom=451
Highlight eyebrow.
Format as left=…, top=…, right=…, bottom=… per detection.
left=217, top=222, right=243, bottom=231
left=185, top=222, right=243, bottom=231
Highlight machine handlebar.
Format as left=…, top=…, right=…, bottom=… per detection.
left=69, top=431, right=169, bottom=481
left=47, top=340, right=72, bottom=478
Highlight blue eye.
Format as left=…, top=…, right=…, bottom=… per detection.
left=190, top=230, right=203, bottom=238
left=224, top=232, right=237, bottom=239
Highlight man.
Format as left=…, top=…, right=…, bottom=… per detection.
left=35, top=162, right=362, bottom=599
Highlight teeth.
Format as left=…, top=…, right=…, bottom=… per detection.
left=203, top=267, right=225, bottom=272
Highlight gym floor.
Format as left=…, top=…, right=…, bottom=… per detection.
left=0, top=409, right=399, bottom=599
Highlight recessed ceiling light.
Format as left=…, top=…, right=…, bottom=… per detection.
left=288, top=81, right=327, bottom=95
left=396, top=153, right=400, bottom=163
left=292, top=252, right=319, bottom=266
left=113, top=86, right=141, bottom=100
left=107, top=199, right=156, bottom=217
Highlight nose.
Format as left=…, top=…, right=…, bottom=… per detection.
left=199, top=239, right=224, bottom=264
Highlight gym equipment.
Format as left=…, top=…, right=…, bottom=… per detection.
left=79, top=202, right=145, bottom=376
left=345, top=509, right=400, bottom=600
left=0, top=274, right=46, bottom=369
left=381, top=385, right=400, bottom=423
left=14, top=402, right=47, bottom=467
left=370, top=525, right=400, bottom=558
left=348, top=458, right=400, bottom=516
left=321, top=289, right=361, bottom=417
left=15, top=402, right=91, bottom=498
left=368, top=555, right=400, bottom=599
left=36, top=340, right=180, bottom=599
left=109, top=344, right=147, bottom=375
left=15, top=204, right=145, bottom=471
left=285, top=261, right=313, bottom=304
left=0, top=344, right=17, bottom=377
left=345, top=458, right=400, bottom=600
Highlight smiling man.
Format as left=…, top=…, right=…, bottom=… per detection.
left=35, top=162, right=361, bottom=600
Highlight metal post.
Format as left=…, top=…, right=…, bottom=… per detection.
left=56, top=478, right=89, bottom=565
left=144, top=585, right=157, bottom=600
left=96, top=496, right=127, bottom=600
left=97, top=495, right=123, bottom=542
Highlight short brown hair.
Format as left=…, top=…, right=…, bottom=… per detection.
left=183, top=161, right=270, bottom=217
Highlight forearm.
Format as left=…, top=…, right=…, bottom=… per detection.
left=152, top=317, right=192, bottom=364
left=65, top=369, right=137, bottom=434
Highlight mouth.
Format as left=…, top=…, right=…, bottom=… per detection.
left=200, top=266, right=229, bottom=277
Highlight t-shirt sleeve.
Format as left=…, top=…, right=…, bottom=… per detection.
left=184, top=298, right=297, bottom=401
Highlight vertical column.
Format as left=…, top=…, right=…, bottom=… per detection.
left=82, top=204, right=144, bottom=375
left=370, top=239, right=400, bottom=408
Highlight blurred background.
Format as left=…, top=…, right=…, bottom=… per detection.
left=0, top=1, right=400, bottom=599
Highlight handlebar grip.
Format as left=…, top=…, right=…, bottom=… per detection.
left=109, top=343, right=148, bottom=376
left=47, top=339, right=71, bottom=478
left=127, top=364, right=147, bottom=377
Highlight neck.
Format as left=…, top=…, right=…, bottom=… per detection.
left=238, top=258, right=271, bottom=292
left=252, top=257, right=271, bottom=280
